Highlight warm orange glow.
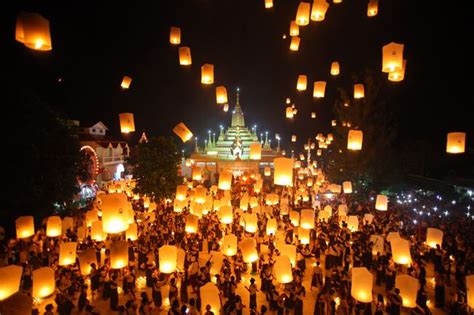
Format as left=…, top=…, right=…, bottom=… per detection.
left=330, top=61, right=340, bottom=75
left=33, top=267, right=55, bottom=298
left=375, top=194, right=388, bottom=210
left=382, top=42, right=404, bottom=73
left=121, top=76, right=132, bottom=89
left=311, top=0, right=330, bottom=22
left=446, top=132, right=466, bottom=153
left=351, top=267, right=373, bottom=303
left=185, top=214, right=199, bottom=233
left=286, top=106, right=294, bottom=118
left=313, top=81, right=327, bottom=98
left=240, top=238, right=258, bottom=263
left=390, top=238, right=412, bottom=265
left=0, top=265, right=23, bottom=301
left=367, top=0, right=378, bottom=17
left=59, top=242, right=77, bottom=266
left=388, top=59, right=407, bottom=82
left=201, top=64, right=214, bottom=84
left=426, top=228, right=443, bottom=248
left=179, top=46, right=192, bottom=65
left=119, top=112, right=135, bottom=133
left=249, top=143, right=262, bottom=160
left=343, top=181, right=352, bottom=193
left=347, top=129, right=363, bottom=150
left=218, top=171, right=233, bottom=190
left=216, top=86, right=228, bottom=104
left=222, top=234, right=237, bottom=256
left=274, top=256, right=293, bottom=283
left=311, top=112, right=316, bottom=118
left=354, top=83, right=365, bottom=98
left=467, top=275, right=474, bottom=308
left=170, top=27, right=181, bottom=44
left=290, top=36, right=301, bottom=51
left=16, top=12, right=52, bottom=51
left=101, top=193, right=130, bottom=234
left=219, top=205, right=233, bottom=224
left=15, top=216, right=34, bottom=239
left=395, top=275, right=419, bottom=308
left=292, top=135, right=297, bottom=142
left=295, top=2, right=311, bottom=26
left=297, top=75, right=307, bottom=91
left=159, top=245, right=177, bottom=273
left=289, top=21, right=299, bottom=36
left=110, top=241, right=128, bottom=269
left=265, top=0, right=274, bottom=8
left=173, top=122, right=193, bottom=142
left=46, top=216, right=62, bottom=237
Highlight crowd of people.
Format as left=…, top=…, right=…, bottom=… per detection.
left=1, top=176, right=473, bottom=315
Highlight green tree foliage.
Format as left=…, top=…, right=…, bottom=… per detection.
left=326, top=70, right=399, bottom=189
left=77, top=150, right=93, bottom=183
left=129, top=136, right=181, bottom=201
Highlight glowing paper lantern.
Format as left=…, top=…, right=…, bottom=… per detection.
left=194, top=187, right=207, bottom=204
left=101, top=193, right=130, bottom=234
left=274, top=256, right=293, bottom=283
left=370, top=235, right=384, bottom=255
left=179, top=46, right=192, bottom=65
left=331, top=120, right=337, bottom=126
left=426, top=228, right=443, bottom=248
left=159, top=245, right=177, bottom=273
left=15, top=12, right=52, bottom=51
left=313, top=81, right=326, bottom=98
left=118, top=112, right=135, bottom=133
left=85, top=209, right=98, bottom=227
left=121, top=76, right=132, bottom=89
left=347, top=129, right=363, bottom=150
left=32, top=267, right=55, bottom=298
left=91, top=220, right=105, bottom=241
left=250, top=196, right=259, bottom=209
left=395, top=275, right=419, bottom=308
left=354, top=84, right=365, bottom=98
left=446, top=132, right=466, bottom=154
left=173, top=122, right=193, bottom=143
left=185, top=214, right=199, bottom=233
left=240, top=238, right=258, bottom=263
left=363, top=213, right=374, bottom=225
left=331, top=61, right=340, bottom=75
left=281, top=244, right=297, bottom=266
left=295, top=2, right=311, bottom=26
left=290, top=36, right=301, bottom=51
left=467, top=275, right=474, bottom=308
left=310, top=112, right=316, bottom=119
left=78, top=248, right=97, bottom=276
left=0, top=265, right=23, bottom=301
left=59, top=242, right=77, bottom=266
left=265, top=0, right=274, bottom=8
left=297, top=75, right=307, bottom=91
left=62, top=217, right=74, bottom=235
left=298, top=227, right=310, bottom=244
left=215, top=86, right=228, bottom=104
left=367, top=0, right=378, bottom=17
left=264, top=167, right=271, bottom=177
left=290, top=210, right=300, bottom=227
left=375, top=194, right=388, bottom=211
left=266, top=218, right=278, bottom=235
left=347, top=215, right=359, bottom=232
left=318, top=210, right=330, bottom=222
left=291, top=135, right=297, bottom=142
left=286, top=107, right=294, bottom=119
left=222, top=234, right=237, bottom=256
left=192, top=166, right=202, bottom=181
left=311, top=0, right=330, bottom=21
left=77, top=226, right=86, bottom=241
left=343, top=181, right=352, bottom=193
left=290, top=21, right=299, bottom=36
left=388, top=59, right=407, bottom=82
left=274, top=158, right=293, bottom=186
left=219, top=205, right=233, bottom=224
left=126, top=223, right=138, bottom=241
left=176, top=185, right=188, bottom=201
left=382, top=42, right=404, bottom=73
left=201, top=64, right=214, bottom=84
left=249, top=143, right=262, bottom=160
left=15, top=216, right=34, bottom=239
left=351, top=267, right=373, bottom=303
left=386, top=232, right=401, bottom=243
left=218, top=171, right=232, bottom=190
left=169, top=27, right=181, bottom=44
left=300, top=209, right=315, bottom=229
left=46, top=216, right=62, bottom=237
left=200, top=283, right=221, bottom=315
left=110, top=241, right=128, bottom=269
left=390, top=238, right=412, bottom=265
left=223, top=104, right=229, bottom=112
left=244, top=214, right=258, bottom=233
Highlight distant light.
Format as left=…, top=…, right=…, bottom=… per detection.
left=282, top=34, right=287, bottom=39
left=451, top=200, right=456, bottom=205
left=444, top=211, right=449, bottom=216
left=413, top=219, right=417, bottom=224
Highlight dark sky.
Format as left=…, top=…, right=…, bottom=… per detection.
left=6, top=0, right=472, bottom=155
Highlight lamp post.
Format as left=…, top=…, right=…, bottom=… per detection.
left=194, top=137, right=198, bottom=152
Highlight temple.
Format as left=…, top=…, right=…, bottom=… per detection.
left=184, top=88, right=281, bottom=182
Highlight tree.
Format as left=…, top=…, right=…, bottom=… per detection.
left=325, top=70, right=399, bottom=189
left=77, top=150, right=94, bottom=183
left=129, top=136, right=181, bottom=201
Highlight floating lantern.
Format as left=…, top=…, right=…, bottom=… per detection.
left=286, top=107, right=294, bottom=119
left=367, top=0, right=378, bottom=17
left=110, top=241, right=128, bottom=269
left=216, top=86, right=228, bottom=104
left=298, top=227, right=310, bottom=244
left=343, top=181, right=352, bottom=193
left=15, top=216, right=34, bottom=239
left=264, top=167, right=271, bottom=177
left=119, top=113, right=135, bottom=133
left=32, top=267, right=55, bottom=298
left=274, top=256, right=293, bottom=283
left=173, top=122, right=193, bottom=142
left=176, top=185, right=188, bottom=201
left=290, top=36, right=301, bottom=51
left=395, top=275, right=419, bottom=308
left=446, top=132, right=466, bottom=154
left=467, top=275, right=474, bottom=308
left=274, top=157, right=293, bottom=186
left=291, top=135, right=297, bottom=142
left=201, top=64, right=214, bottom=84
left=219, top=205, right=233, bottom=224
left=317, top=149, right=322, bottom=156
left=159, top=245, right=177, bottom=273
left=194, top=187, right=207, bottom=204
left=311, top=0, right=330, bottom=21
left=338, top=204, right=347, bottom=216
left=0, top=265, right=23, bottom=301
left=266, top=218, right=277, bottom=235
left=347, top=215, right=359, bottom=232
left=313, top=81, right=326, bottom=98
left=351, top=267, right=373, bottom=303
left=15, top=12, right=52, bottom=51
left=388, top=59, right=407, bottom=82
left=295, top=2, right=311, bottom=26
left=91, top=220, right=105, bottom=241
left=46, top=216, right=62, bottom=237
left=354, top=83, right=365, bottom=98
left=59, top=242, right=77, bottom=266
left=347, top=129, right=363, bottom=150
left=169, top=27, right=181, bottom=44
left=250, top=196, right=259, bottom=209
left=85, top=209, right=98, bottom=227
left=332, top=120, right=337, bottom=126
left=280, top=244, right=297, bottom=266
left=290, top=210, right=300, bottom=227
left=382, top=42, right=404, bottom=73
left=62, top=217, right=74, bottom=235
left=363, top=213, right=374, bottom=224
left=390, top=238, right=412, bottom=265
left=192, top=166, right=202, bottom=181
left=330, top=61, right=340, bottom=75
left=240, top=238, right=258, bottom=263
left=265, top=0, right=274, bottom=8
left=200, top=283, right=221, bottom=315
left=244, top=213, right=258, bottom=233
left=120, top=76, right=132, bottom=89
left=222, top=234, right=238, bottom=256
left=375, top=194, right=388, bottom=211
left=370, top=235, right=384, bottom=255
left=179, top=46, right=192, bottom=65
left=223, top=104, right=229, bottom=112
left=386, top=232, right=401, bottom=243
left=426, top=228, right=443, bottom=248
left=126, top=223, right=138, bottom=241
left=300, top=209, right=315, bottom=229
left=209, top=251, right=225, bottom=277
left=250, top=143, right=262, bottom=160
left=185, top=214, right=199, bottom=233
left=318, top=210, right=330, bottom=222
left=218, top=171, right=232, bottom=190
left=78, top=248, right=97, bottom=276
left=101, top=193, right=130, bottom=234
left=297, top=75, right=307, bottom=91
left=77, top=226, right=86, bottom=241
left=311, top=112, right=316, bottom=118
left=290, top=21, right=299, bottom=36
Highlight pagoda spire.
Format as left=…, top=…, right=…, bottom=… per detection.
left=231, top=87, right=245, bottom=127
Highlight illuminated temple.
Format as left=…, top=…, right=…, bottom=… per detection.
left=184, top=89, right=281, bottom=182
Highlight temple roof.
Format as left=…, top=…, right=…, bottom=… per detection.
left=231, top=88, right=245, bottom=127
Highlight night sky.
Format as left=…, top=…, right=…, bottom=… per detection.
left=6, top=1, right=472, bottom=156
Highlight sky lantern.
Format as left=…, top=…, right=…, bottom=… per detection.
left=222, top=234, right=237, bottom=256
left=215, top=86, right=228, bottom=104
left=219, top=205, right=233, bottom=224
left=342, top=181, right=352, bottom=193
left=194, top=187, right=207, bottom=204
left=0, top=265, right=23, bottom=301
left=363, top=213, right=374, bottom=224
left=291, top=135, right=297, bottom=142
left=201, top=64, right=214, bottom=84
left=311, top=0, right=330, bottom=21
left=347, top=215, right=359, bottom=232
left=169, top=26, right=181, bottom=44
left=120, top=76, right=132, bottom=89
left=467, top=275, right=474, bottom=308
left=32, top=267, right=55, bottom=298
left=367, top=0, right=378, bottom=17
left=388, top=59, right=407, bottom=82
left=62, top=217, right=74, bottom=235
left=250, top=143, right=262, bottom=160
left=178, top=46, right=192, bottom=65
left=101, top=193, right=130, bottom=234
left=281, top=244, right=297, bottom=266
left=265, top=0, right=274, bottom=8
left=274, top=256, right=293, bottom=283
left=159, top=245, right=177, bottom=273
left=244, top=213, right=258, bottom=233
left=218, top=171, right=232, bottom=190
left=91, top=220, right=105, bottom=241
left=354, top=83, right=365, bottom=98
left=286, top=107, right=294, bottom=118
left=300, top=209, right=315, bottom=229
left=395, top=275, right=419, bottom=308
left=192, top=166, right=202, bottom=181
left=15, top=216, right=34, bottom=239
left=386, top=231, right=401, bottom=243
left=240, top=238, right=258, bottom=263
left=46, top=216, right=62, bottom=237
left=78, top=248, right=97, bottom=276
left=266, top=218, right=278, bottom=235
left=274, top=157, right=293, bottom=186
left=297, top=75, right=307, bottom=91
left=337, top=204, right=347, bottom=216
left=176, top=185, right=188, bottom=201
left=201, top=283, right=221, bottom=314
left=223, top=104, right=229, bottom=112
left=382, top=42, right=404, bottom=73
left=77, top=226, right=86, bottom=242
left=446, top=132, right=466, bottom=153
left=173, top=122, right=193, bottom=142
left=295, top=2, right=311, bottom=26
left=110, top=241, right=128, bottom=269
left=313, top=81, right=326, bottom=98
left=311, top=112, right=316, bottom=119
left=15, top=12, right=52, bottom=51
left=59, top=242, right=77, bottom=266
left=250, top=196, right=259, bottom=208
left=426, top=228, right=443, bottom=248
left=390, top=238, right=412, bottom=265
left=347, top=129, right=363, bottom=150
left=370, top=235, right=384, bottom=255
left=375, top=194, right=388, bottom=210
left=119, top=113, right=135, bottom=133
left=264, top=167, right=271, bottom=177
left=318, top=210, right=330, bottom=222
left=185, top=214, right=199, bottom=233
left=298, top=227, right=310, bottom=244
left=289, top=21, right=299, bottom=36
left=290, top=36, right=301, bottom=51
left=209, top=251, right=225, bottom=277
left=330, top=61, right=340, bottom=75
left=85, top=209, right=98, bottom=227
left=351, top=267, right=373, bottom=303
left=126, top=222, right=138, bottom=240
left=290, top=210, right=300, bottom=227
